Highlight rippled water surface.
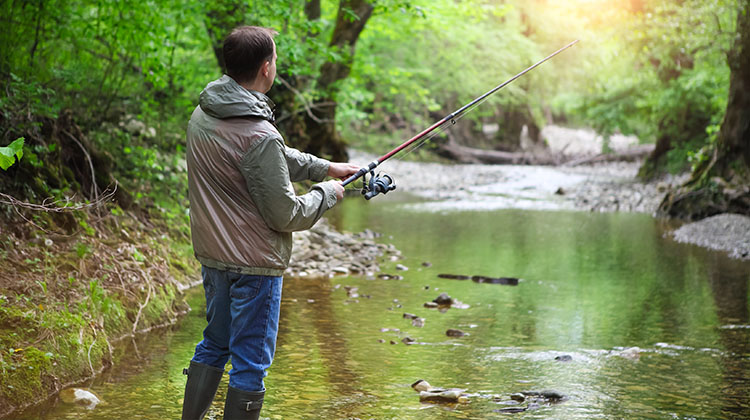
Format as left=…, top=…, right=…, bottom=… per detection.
left=17, top=193, right=750, bottom=419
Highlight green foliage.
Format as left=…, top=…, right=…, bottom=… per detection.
left=553, top=0, right=735, bottom=173
left=0, top=137, right=24, bottom=170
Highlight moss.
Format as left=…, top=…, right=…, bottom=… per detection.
left=0, top=347, right=52, bottom=406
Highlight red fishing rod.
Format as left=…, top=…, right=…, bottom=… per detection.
left=343, top=39, right=579, bottom=200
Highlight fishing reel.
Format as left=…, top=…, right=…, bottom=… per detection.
left=361, top=170, right=396, bottom=200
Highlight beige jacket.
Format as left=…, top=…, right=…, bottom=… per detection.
left=186, top=75, right=337, bottom=276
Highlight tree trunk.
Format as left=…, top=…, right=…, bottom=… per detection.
left=658, top=4, right=750, bottom=219
left=275, top=0, right=374, bottom=162
left=205, top=2, right=248, bottom=73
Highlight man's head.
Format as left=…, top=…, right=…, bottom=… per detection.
left=223, top=26, right=278, bottom=93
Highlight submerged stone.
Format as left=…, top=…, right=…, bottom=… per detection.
left=402, top=336, right=416, bottom=345
left=412, top=317, right=425, bottom=328
left=437, top=273, right=470, bottom=280
left=522, top=389, right=567, bottom=401
left=471, top=275, right=519, bottom=285
left=419, top=388, right=465, bottom=403
left=617, top=346, right=641, bottom=360
left=446, top=329, right=467, bottom=337
left=423, top=301, right=439, bottom=308
left=555, top=354, right=572, bottom=362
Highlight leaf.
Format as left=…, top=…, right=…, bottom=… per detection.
left=0, top=137, right=24, bottom=170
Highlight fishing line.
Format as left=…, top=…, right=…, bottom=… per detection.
left=342, top=40, right=579, bottom=199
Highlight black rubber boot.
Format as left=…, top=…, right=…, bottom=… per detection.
left=222, top=386, right=264, bottom=420
left=181, top=360, right=225, bottom=420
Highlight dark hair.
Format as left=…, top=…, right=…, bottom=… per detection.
left=223, top=26, right=277, bottom=84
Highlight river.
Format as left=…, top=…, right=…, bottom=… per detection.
left=13, top=188, right=750, bottom=419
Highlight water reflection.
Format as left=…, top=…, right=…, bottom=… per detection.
left=705, top=253, right=750, bottom=419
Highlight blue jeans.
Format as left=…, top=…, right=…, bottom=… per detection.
left=191, top=266, right=283, bottom=392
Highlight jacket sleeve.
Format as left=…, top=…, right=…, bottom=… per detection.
left=240, top=135, right=338, bottom=233
left=283, top=145, right=330, bottom=182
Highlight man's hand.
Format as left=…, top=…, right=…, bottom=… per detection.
left=323, top=180, right=345, bottom=201
left=327, top=162, right=360, bottom=180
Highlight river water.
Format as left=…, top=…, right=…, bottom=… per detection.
left=15, top=190, right=750, bottom=419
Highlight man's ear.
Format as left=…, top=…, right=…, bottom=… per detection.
left=261, top=60, right=271, bottom=77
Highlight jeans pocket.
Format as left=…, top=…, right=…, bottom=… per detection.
left=203, top=270, right=216, bottom=299
left=230, top=275, right=263, bottom=300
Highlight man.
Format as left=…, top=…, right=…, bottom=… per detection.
left=181, top=26, right=359, bottom=420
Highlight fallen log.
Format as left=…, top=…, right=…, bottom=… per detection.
left=438, top=141, right=655, bottom=166
left=563, top=144, right=656, bottom=166
left=437, top=141, right=557, bottom=165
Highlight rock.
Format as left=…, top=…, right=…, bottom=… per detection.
left=344, top=286, right=359, bottom=298
left=522, top=389, right=567, bottom=401
left=419, top=389, right=465, bottom=403
left=395, top=264, right=409, bottom=271
left=495, top=406, right=527, bottom=413
left=411, top=379, right=432, bottom=392
left=423, top=301, right=439, bottom=309
left=437, top=273, right=470, bottom=280
left=331, top=266, right=349, bottom=274
left=403, top=313, right=418, bottom=320
left=509, top=393, right=525, bottom=402
left=378, top=339, right=385, bottom=343
left=390, top=340, right=397, bottom=345
left=402, top=336, right=416, bottom=345
left=446, top=329, right=467, bottom=337
left=555, top=354, right=572, bottom=362
left=412, top=317, right=425, bottom=328
left=555, top=187, right=565, bottom=195
left=617, top=346, right=640, bottom=360
left=433, top=293, right=453, bottom=305
left=422, top=261, right=432, bottom=267
left=59, top=388, right=101, bottom=409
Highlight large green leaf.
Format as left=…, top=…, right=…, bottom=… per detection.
left=0, top=137, right=25, bottom=170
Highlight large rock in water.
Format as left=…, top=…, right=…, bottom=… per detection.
left=59, top=388, right=101, bottom=409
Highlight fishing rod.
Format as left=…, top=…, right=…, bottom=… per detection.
left=343, top=39, right=579, bottom=200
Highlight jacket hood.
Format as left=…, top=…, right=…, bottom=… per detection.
left=199, top=75, right=275, bottom=121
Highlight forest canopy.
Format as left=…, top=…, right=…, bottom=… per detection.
left=0, top=0, right=745, bottom=219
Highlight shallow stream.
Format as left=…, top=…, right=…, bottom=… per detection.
left=15, top=191, right=750, bottom=419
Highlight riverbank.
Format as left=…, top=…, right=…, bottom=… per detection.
left=350, top=150, right=748, bottom=260
left=0, top=207, right=398, bottom=417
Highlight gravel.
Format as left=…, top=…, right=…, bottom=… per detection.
left=673, top=214, right=750, bottom=260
